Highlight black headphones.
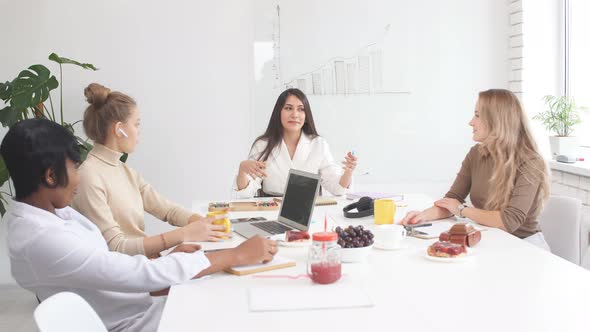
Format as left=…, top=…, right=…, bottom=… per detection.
left=343, top=196, right=374, bottom=218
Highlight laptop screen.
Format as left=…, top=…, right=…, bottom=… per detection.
left=279, top=170, right=320, bottom=227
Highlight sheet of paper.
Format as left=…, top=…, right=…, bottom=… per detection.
left=248, top=277, right=373, bottom=312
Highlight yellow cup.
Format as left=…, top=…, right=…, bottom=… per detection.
left=374, top=199, right=395, bottom=225
left=207, top=211, right=231, bottom=239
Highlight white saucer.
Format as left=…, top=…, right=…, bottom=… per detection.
left=373, top=241, right=407, bottom=251
left=422, top=251, right=474, bottom=263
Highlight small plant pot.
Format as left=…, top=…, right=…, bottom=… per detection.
left=549, top=136, right=579, bottom=159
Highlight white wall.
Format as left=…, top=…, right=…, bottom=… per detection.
left=0, top=0, right=255, bottom=284
left=0, top=0, right=510, bottom=285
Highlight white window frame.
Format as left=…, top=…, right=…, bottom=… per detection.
left=565, top=0, right=590, bottom=149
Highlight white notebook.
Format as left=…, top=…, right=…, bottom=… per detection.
left=248, top=279, right=374, bottom=312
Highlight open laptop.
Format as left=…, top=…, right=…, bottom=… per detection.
left=233, top=169, right=321, bottom=238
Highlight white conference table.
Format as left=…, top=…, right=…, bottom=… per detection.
left=158, top=194, right=590, bottom=332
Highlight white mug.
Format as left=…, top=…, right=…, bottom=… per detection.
left=374, top=224, right=406, bottom=250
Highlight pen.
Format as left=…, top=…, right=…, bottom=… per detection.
left=409, top=223, right=432, bottom=228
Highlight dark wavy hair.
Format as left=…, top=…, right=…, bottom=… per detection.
left=254, top=88, right=319, bottom=161
left=0, top=118, right=81, bottom=200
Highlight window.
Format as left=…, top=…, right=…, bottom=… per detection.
left=567, top=0, right=590, bottom=147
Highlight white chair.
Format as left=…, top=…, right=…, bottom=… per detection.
left=34, top=292, right=107, bottom=332
left=538, top=195, right=582, bottom=265
left=580, top=213, right=590, bottom=269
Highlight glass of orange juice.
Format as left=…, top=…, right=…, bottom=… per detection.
left=207, top=211, right=231, bottom=239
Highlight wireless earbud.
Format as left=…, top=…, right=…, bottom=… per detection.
left=118, top=128, right=129, bottom=138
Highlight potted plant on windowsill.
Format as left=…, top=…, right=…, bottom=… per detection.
left=533, top=95, right=587, bottom=160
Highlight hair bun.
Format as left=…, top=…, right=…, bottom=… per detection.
left=84, top=83, right=111, bottom=108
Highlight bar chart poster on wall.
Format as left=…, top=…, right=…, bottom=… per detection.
left=253, top=0, right=411, bottom=96
left=252, top=0, right=413, bottom=184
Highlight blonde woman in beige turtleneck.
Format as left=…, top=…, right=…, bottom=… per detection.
left=401, top=89, right=551, bottom=250
left=72, top=83, right=227, bottom=257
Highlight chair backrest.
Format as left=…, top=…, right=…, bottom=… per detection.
left=580, top=214, right=590, bottom=269
left=34, top=292, right=107, bottom=332
left=538, top=195, right=582, bottom=265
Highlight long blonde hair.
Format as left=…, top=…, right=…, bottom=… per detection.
left=477, top=89, right=550, bottom=211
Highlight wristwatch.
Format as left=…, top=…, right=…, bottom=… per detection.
left=457, top=203, right=467, bottom=218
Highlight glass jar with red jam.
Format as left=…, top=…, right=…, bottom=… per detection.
left=307, top=232, right=341, bottom=284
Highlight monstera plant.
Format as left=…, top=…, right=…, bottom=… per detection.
left=0, top=53, right=98, bottom=215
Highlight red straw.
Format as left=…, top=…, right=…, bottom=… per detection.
left=323, top=213, right=328, bottom=253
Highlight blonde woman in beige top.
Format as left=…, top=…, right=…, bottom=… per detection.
left=72, top=83, right=227, bottom=257
left=401, top=89, right=551, bottom=249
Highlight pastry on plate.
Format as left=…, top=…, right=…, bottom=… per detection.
left=427, top=241, right=467, bottom=258
left=285, top=230, right=310, bottom=242
left=439, top=223, right=481, bottom=247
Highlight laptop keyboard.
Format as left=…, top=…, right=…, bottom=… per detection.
left=252, top=221, right=293, bottom=235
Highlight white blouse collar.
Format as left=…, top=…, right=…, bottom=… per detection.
left=279, top=133, right=313, bottom=163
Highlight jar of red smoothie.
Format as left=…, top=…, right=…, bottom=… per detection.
left=307, top=232, right=341, bottom=284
